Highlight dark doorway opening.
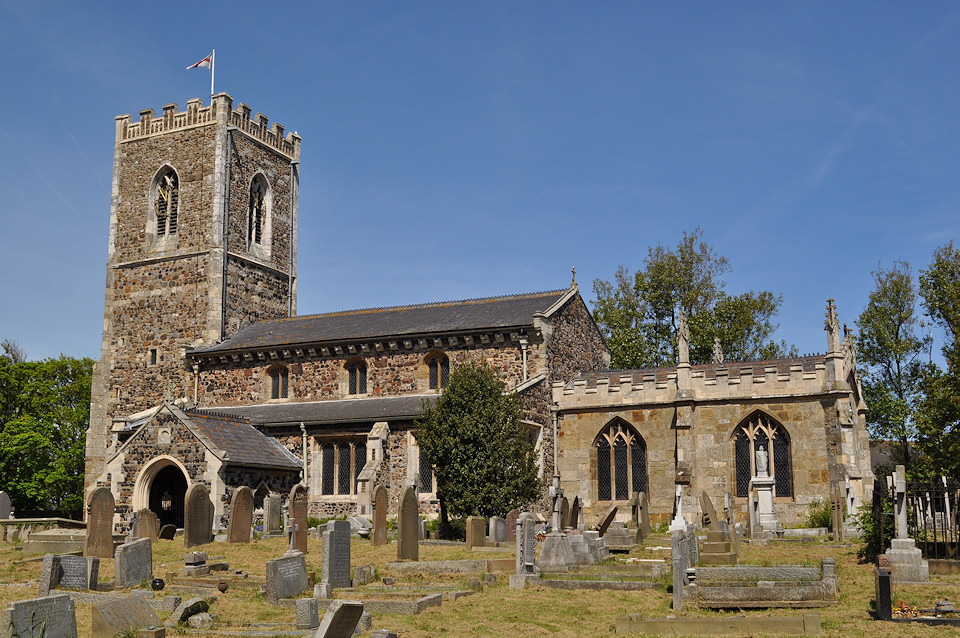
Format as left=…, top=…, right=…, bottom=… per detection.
left=149, top=464, right=188, bottom=528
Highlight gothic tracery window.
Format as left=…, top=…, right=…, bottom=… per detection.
left=154, top=167, right=179, bottom=237
left=733, top=412, right=793, bottom=498
left=594, top=419, right=647, bottom=501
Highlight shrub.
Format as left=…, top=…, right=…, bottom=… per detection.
left=805, top=500, right=833, bottom=529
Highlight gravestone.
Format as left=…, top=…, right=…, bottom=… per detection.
left=597, top=504, right=618, bottom=537
left=0, top=491, right=10, bottom=519
left=39, top=555, right=99, bottom=596
left=396, top=486, right=419, bottom=561
left=227, top=486, right=254, bottom=543
left=158, top=524, right=177, bottom=540
left=131, top=509, right=159, bottom=541
left=265, top=551, right=309, bottom=604
left=830, top=484, right=844, bottom=542
left=371, top=485, right=388, bottom=547
left=506, top=509, right=520, bottom=542
left=722, top=492, right=740, bottom=558
left=184, top=483, right=213, bottom=548
left=290, top=484, right=308, bottom=554
left=264, top=495, right=283, bottom=537
left=875, top=567, right=892, bottom=621
left=699, top=491, right=722, bottom=532
left=296, top=597, right=319, bottom=629
left=559, top=497, right=570, bottom=530
left=315, top=600, right=364, bottom=638
left=91, top=596, right=160, bottom=638
left=114, top=537, right=153, bottom=588
left=568, top=496, right=581, bottom=530
left=0, top=594, right=77, bottom=638
left=466, top=516, right=486, bottom=549
left=84, top=487, right=115, bottom=558
left=321, top=520, right=352, bottom=589
left=489, top=516, right=507, bottom=543
left=671, top=531, right=691, bottom=612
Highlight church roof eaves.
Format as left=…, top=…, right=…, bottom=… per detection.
left=189, top=288, right=569, bottom=355
left=196, top=395, right=437, bottom=426
left=181, top=409, right=302, bottom=469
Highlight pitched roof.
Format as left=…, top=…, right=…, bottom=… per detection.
left=190, top=289, right=570, bottom=355
left=182, top=409, right=302, bottom=469
left=197, top=395, right=436, bottom=426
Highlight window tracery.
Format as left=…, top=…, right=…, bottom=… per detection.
left=594, top=419, right=647, bottom=501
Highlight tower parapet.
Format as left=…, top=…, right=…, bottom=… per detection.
left=115, top=93, right=301, bottom=160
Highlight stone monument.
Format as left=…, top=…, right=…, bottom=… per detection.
left=370, top=485, right=388, bottom=547
left=84, top=487, right=115, bottom=558
left=883, top=464, right=929, bottom=583
left=0, top=491, right=10, bottom=520
left=506, top=509, right=520, bottom=542
left=699, top=491, right=736, bottom=565
left=538, top=477, right=576, bottom=572
left=227, top=486, right=254, bottom=543
left=131, top=508, right=159, bottom=541
left=321, top=520, right=352, bottom=589
left=397, top=486, right=419, bottom=561
left=752, top=444, right=778, bottom=535
left=290, top=484, right=309, bottom=554
left=466, top=516, right=486, bottom=549
left=668, top=485, right=687, bottom=533
left=509, top=512, right=539, bottom=589
left=263, top=495, right=283, bottom=538
left=114, top=537, right=153, bottom=588
left=184, top=482, right=213, bottom=548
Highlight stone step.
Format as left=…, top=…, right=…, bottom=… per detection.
left=699, top=552, right=737, bottom=565
left=701, top=542, right=731, bottom=553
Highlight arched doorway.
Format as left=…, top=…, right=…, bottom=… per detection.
left=149, top=465, right=188, bottom=528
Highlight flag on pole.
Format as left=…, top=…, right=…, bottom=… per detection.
left=186, top=53, right=213, bottom=70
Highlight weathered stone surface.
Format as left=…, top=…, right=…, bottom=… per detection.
left=568, top=497, right=581, bottom=530
left=169, top=596, right=209, bottom=623
left=265, top=551, right=309, bottom=604
left=39, top=555, right=99, bottom=596
left=85, top=488, right=115, bottom=559
left=132, top=509, right=159, bottom=542
left=321, top=520, right=351, bottom=589
left=537, top=532, right=576, bottom=573
left=489, top=516, right=507, bottom=543
left=505, top=509, right=519, bottom=542
left=0, top=594, right=77, bottom=638
left=264, top=495, right=282, bottom=536
left=466, top=516, right=485, bottom=549
left=186, top=613, right=214, bottom=629
left=885, top=538, right=930, bottom=583
left=183, top=483, right=212, bottom=549
left=158, top=525, right=176, bottom=540
left=290, top=484, right=308, bottom=554
left=352, top=564, right=375, bottom=587
left=115, top=537, right=153, bottom=588
left=370, top=485, right=388, bottom=547
left=296, top=597, right=319, bottom=629
left=315, top=599, right=364, bottom=638
left=699, top=491, right=722, bottom=532
left=615, top=614, right=821, bottom=636
left=397, top=486, right=418, bottom=561
left=227, top=486, right=254, bottom=543
left=0, top=492, right=11, bottom=520
left=597, top=504, right=617, bottom=537
left=91, top=596, right=160, bottom=638
left=559, top=497, right=570, bottom=529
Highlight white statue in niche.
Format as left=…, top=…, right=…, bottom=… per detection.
left=755, top=444, right=769, bottom=477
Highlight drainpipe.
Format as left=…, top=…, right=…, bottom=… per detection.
left=300, top=422, right=308, bottom=487
left=519, top=333, right=529, bottom=381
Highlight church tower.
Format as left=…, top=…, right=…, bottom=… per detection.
left=86, top=94, right=301, bottom=493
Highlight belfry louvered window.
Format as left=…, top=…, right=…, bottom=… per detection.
left=594, top=419, right=647, bottom=502
left=248, top=177, right=265, bottom=248
left=733, top=412, right=793, bottom=498
left=154, top=168, right=179, bottom=237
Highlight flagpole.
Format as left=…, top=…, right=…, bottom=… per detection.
left=210, top=49, right=216, bottom=98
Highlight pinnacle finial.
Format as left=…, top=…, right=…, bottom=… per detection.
left=571, top=266, right=576, bottom=285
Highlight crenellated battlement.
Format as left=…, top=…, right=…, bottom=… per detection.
left=115, top=93, right=301, bottom=160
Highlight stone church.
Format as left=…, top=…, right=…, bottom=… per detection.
left=85, top=94, right=872, bottom=533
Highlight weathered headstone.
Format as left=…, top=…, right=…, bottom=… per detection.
left=371, top=485, right=388, bottom=547
left=264, top=495, right=282, bottom=537
left=875, top=567, right=892, bottom=621
left=84, top=487, right=115, bottom=559
left=183, top=483, right=213, bottom=548
left=506, top=509, right=520, bottom=542
left=489, top=516, right=507, bottom=543
left=568, top=496, right=581, bottom=530
left=114, top=537, right=153, bottom=588
left=158, top=524, right=177, bottom=540
left=39, top=555, right=99, bottom=596
left=831, top=484, right=844, bottom=543
left=0, top=594, right=77, bottom=638
left=559, top=497, right=570, bottom=530
left=397, top=486, right=419, bottom=561
left=91, top=596, right=160, bottom=638
left=290, top=484, right=308, bottom=554
left=265, top=551, right=309, bottom=604
left=315, top=600, right=364, bottom=638
left=321, top=520, right=352, bottom=589
left=296, top=597, right=320, bottom=630
left=131, top=509, right=159, bottom=542
left=466, top=516, right=486, bottom=549
left=722, top=492, right=740, bottom=558
left=0, top=491, right=10, bottom=520
left=699, top=490, right=721, bottom=532
left=671, top=531, right=691, bottom=611
left=227, top=486, right=254, bottom=543
left=597, top=504, right=618, bottom=537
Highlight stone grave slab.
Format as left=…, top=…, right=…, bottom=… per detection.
left=158, top=524, right=176, bottom=540
left=559, top=497, right=570, bottom=530
left=371, top=485, right=388, bottom=547
left=466, top=516, right=485, bottom=549
left=132, top=509, right=159, bottom=541
left=297, top=597, right=319, bottom=629
left=315, top=599, right=364, bottom=638
left=85, top=487, right=115, bottom=558
left=91, top=596, right=160, bottom=638
left=183, top=483, right=212, bottom=548
left=290, top=484, right=309, bottom=554
left=265, top=551, right=309, bottom=604
left=0, top=491, right=10, bottom=520
left=39, top=555, right=99, bottom=596
left=397, top=486, right=419, bottom=561
left=489, top=516, right=507, bottom=543
left=264, top=495, right=282, bottom=537
left=699, top=490, right=722, bottom=532
left=227, top=486, right=254, bottom=543
left=506, top=509, right=519, bottom=542
left=321, top=520, right=351, bottom=589
left=0, top=594, right=77, bottom=638
left=597, top=504, right=618, bottom=537
left=115, top=537, right=153, bottom=588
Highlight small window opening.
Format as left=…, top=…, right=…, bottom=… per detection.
left=248, top=178, right=265, bottom=248
left=427, top=354, right=450, bottom=390
left=270, top=366, right=289, bottom=399
left=347, top=360, right=367, bottom=395
left=155, top=170, right=179, bottom=237
left=149, top=348, right=158, bottom=366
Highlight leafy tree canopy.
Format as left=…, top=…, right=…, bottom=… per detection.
left=415, top=362, right=542, bottom=528
left=592, top=228, right=796, bottom=368
left=0, top=342, right=92, bottom=518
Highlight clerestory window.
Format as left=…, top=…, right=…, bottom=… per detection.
left=269, top=365, right=288, bottom=399
left=426, top=353, right=450, bottom=390
left=346, top=360, right=367, bottom=395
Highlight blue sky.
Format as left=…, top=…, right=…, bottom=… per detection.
left=1, top=2, right=958, bottom=362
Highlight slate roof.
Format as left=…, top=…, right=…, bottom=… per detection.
left=183, top=409, right=302, bottom=469
left=197, top=395, right=436, bottom=426
left=190, top=289, right=569, bottom=354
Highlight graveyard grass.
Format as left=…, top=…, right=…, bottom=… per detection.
left=0, top=535, right=957, bottom=636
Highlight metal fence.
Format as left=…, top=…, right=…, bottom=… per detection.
left=907, top=477, right=960, bottom=560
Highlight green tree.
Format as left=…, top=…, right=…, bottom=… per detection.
left=415, top=362, right=542, bottom=537
left=854, top=261, right=926, bottom=467
left=592, top=228, right=795, bottom=368
left=0, top=343, right=92, bottom=518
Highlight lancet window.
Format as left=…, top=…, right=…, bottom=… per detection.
left=153, top=167, right=179, bottom=237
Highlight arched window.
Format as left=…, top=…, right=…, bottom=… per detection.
left=346, top=360, right=367, bottom=395
left=248, top=176, right=266, bottom=248
left=733, top=412, right=793, bottom=498
left=594, top=419, right=647, bottom=502
left=426, top=353, right=449, bottom=390
left=153, top=167, right=179, bottom=237
left=268, top=365, right=288, bottom=399
left=318, top=440, right=366, bottom=496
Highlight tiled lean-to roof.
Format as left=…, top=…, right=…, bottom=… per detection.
left=183, top=409, right=302, bottom=469
left=197, top=395, right=437, bottom=426
left=190, top=289, right=569, bottom=355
